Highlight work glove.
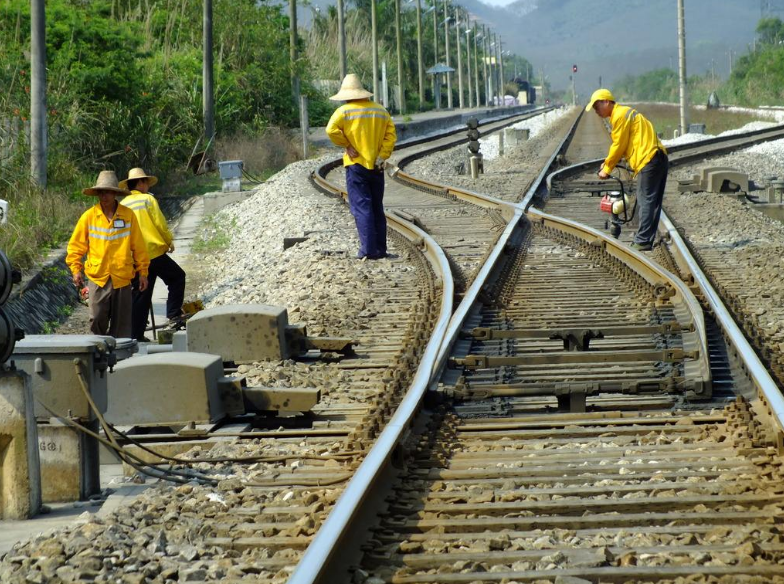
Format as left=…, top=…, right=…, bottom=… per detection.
left=374, top=157, right=386, bottom=172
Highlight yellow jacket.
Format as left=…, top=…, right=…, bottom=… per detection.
left=326, top=99, right=397, bottom=170
left=603, top=104, right=667, bottom=176
left=66, top=203, right=150, bottom=288
left=121, top=191, right=173, bottom=260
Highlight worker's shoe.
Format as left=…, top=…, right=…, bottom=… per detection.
left=164, top=316, right=186, bottom=331
left=631, top=242, right=653, bottom=252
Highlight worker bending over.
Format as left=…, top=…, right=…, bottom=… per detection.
left=119, top=168, right=186, bottom=341
left=66, top=171, right=149, bottom=338
left=326, top=73, right=397, bottom=260
left=587, top=88, right=669, bottom=252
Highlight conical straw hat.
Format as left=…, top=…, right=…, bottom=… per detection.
left=83, top=170, right=130, bottom=196
left=119, top=167, right=159, bottom=190
left=330, top=74, right=373, bottom=101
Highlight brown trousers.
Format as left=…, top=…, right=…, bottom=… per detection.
left=88, top=279, right=132, bottom=338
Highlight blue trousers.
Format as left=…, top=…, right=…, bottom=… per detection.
left=634, top=150, right=669, bottom=245
left=346, top=164, right=387, bottom=258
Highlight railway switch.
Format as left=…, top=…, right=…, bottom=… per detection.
left=12, top=335, right=134, bottom=502
left=104, top=352, right=320, bottom=427
left=105, top=353, right=243, bottom=426
left=185, top=304, right=355, bottom=363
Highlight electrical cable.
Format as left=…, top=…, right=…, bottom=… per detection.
left=36, top=400, right=217, bottom=486
left=241, top=168, right=265, bottom=184
left=70, top=361, right=218, bottom=485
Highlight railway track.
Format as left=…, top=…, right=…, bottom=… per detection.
left=5, top=107, right=784, bottom=584
left=287, top=109, right=784, bottom=583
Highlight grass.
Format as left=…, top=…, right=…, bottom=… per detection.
left=632, top=104, right=769, bottom=139
left=192, top=215, right=236, bottom=253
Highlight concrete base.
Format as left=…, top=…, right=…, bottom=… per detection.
left=203, top=190, right=253, bottom=215
left=0, top=371, right=41, bottom=520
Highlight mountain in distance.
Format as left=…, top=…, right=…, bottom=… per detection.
left=463, top=0, right=760, bottom=96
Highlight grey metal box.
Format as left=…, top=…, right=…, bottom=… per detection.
left=13, top=335, right=120, bottom=421
left=218, top=160, right=243, bottom=179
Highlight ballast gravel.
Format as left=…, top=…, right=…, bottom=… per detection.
left=405, top=106, right=578, bottom=201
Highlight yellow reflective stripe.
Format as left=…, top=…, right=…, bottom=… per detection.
left=88, top=229, right=131, bottom=241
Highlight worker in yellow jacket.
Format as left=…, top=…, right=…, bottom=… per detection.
left=66, top=170, right=149, bottom=338
left=587, top=88, right=669, bottom=252
left=119, top=168, right=186, bottom=342
left=326, top=74, right=397, bottom=259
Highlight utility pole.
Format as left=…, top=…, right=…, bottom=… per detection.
left=432, top=1, right=439, bottom=107
left=31, top=0, right=47, bottom=187
left=498, top=38, right=505, bottom=106
left=541, top=65, right=546, bottom=103
left=456, top=8, right=464, bottom=108
left=416, top=0, right=424, bottom=109
left=677, top=0, right=689, bottom=134
left=372, top=0, right=379, bottom=99
left=728, top=49, right=734, bottom=74
left=204, top=0, right=215, bottom=142
left=483, top=26, right=491, bottom=106
left=493, top=33, right=500, bottom=106
left=395, top=0, right=405, bottom=113
left=444, top=0, right=452, bottom=108
left=465, top=18, right=473, bottom=108
left=473, top=24, right=480, bottom=108
left=337, top=0, right=347, bottom=80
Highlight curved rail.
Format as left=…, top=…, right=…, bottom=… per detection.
left=543, top=120, right=784, bottom=440
left=528, top=207, right=712, bottom=395
left=660, top=211, right=784, bottom=434
left=293, top=159, right=456, bottom=584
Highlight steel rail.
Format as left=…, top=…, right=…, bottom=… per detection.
left=391, top=106, right=554, bottom=171
left=527, top=207, right=712, bottom=395
left=659, top=211, right=784, bottom=431
left=293, top=109, right=783, bottom=582
left=292, top=164, right=455, bottom=584
left=293, top=106, right=570, bottom=583
left=543, top=122, right=784, bottom=432
left=431, top=108, right=585, bottom=372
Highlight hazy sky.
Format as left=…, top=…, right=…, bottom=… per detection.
left=478, top=0, right=518, bottom=6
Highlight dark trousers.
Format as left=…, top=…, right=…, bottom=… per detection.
left=132, top=253, right=186, bottom=340
left=346, top=164, right=387, bottom=258
left=635, top=150, right=669, bottom=245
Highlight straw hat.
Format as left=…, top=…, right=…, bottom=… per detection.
left=82, top=170, right=130, bottom=196
left=330, top=74, right=373, bottom=101
left=119, top=167, right=158, bottom=190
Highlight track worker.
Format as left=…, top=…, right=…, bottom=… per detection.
left=66, top=170, right=149, bottom=338
left=326, top=73, right=397, bottom=260
left=119, top=168, right=186, bottom=341
left=587, top=88, right=668, bottom=252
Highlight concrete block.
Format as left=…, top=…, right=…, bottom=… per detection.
left=37, top=421, right=99, bottom=503
left=105, top=353, right=243, bottom=426
left=0, top=371, right=41, bottom=519
left=186, top=304, right=291, bottom=362
left=705, top=169, right=749, bottom=194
